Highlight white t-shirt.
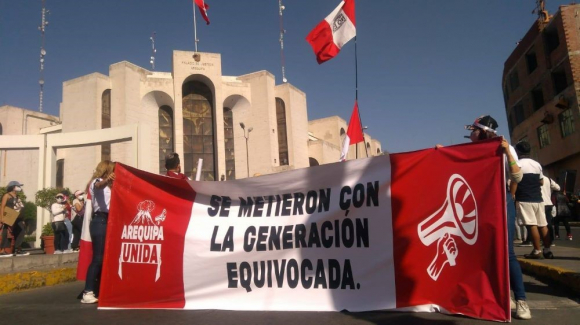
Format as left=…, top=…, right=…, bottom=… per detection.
left=541, top=175, right=560, bottom=205
left=51, top=202, right=66, bottom=222
left=90, top=178, right=111, bottom=213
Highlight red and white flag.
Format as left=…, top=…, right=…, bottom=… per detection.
left=194, top=0, right=210, bottom=25
left=340, top=101, right=364, bottom=161
left=306, top=0, right=356, bottom=64
left=94, top=139, right=510, bottom=321
left=76, top=189, right=93, bottom=280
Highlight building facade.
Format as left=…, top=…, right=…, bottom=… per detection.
left=1, top=51, right=382, bottom=199
left=502, top=4, right=580, bottom=193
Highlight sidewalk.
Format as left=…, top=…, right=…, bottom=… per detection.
left=515, top=244, right=580, bottom=296
left=0, top=249, right=78, bottom=295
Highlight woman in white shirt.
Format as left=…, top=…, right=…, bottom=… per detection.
left=81, top=160, right=115, bottom=304
left=51, top=193, right=70, bottom=254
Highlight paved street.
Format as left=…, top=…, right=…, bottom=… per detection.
left=0, top=273, right=578, bottom=325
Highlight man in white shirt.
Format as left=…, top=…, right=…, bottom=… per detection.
left=512, top=141, right=551, bottom=259
left=540, top=175, right=560, bottom=244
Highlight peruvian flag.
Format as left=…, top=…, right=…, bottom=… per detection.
left=194, top=0, right=210, bottom=25
left=95, top=138, right=510, bottom=321
left=306, top=0, right=356, bottom=64
left=340, top=101, right=364, bottom=161
left=76, top=189, right=93, bottom=280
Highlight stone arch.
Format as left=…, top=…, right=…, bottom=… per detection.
left=309, top=157, right=320, bottom=166
left=223, top=94, right=251, bottom=180
left=141, top=91, right=175, bottom=173
left=182, top=77, right=216, bottom=181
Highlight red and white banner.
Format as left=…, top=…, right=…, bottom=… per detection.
left=94, top=138, right=509, bottom=321
left=306, top=0, right=356, bottom=64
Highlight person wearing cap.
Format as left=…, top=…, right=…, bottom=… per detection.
left=511, top=141, right=552, bottom=260
left=51, top=193, right=72, bottom=254
left=71, top=190, right=86, bottom=251
left=0, top=181, right=29, bottom=257
left=464, top=115, right=531, bottom=320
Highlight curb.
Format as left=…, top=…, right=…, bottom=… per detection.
left=518, top=258, right=580, bottom=295
left=0, top=267, right=77, bottom=295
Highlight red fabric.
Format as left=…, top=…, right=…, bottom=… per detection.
left=98, top=164, right=195, bottom=308
left=76, top=185, right=92, bottom=281
left=390, top=138, right=509, bottom=321
left=306, top=20, right=341, bottom=64
left=305, top=0, right=356, bottom=64
left=346, top=101, right=364, bottom=144
left=166, top=171, right=188, bottom=180
left=194, top=0, right=210, bottom=25
left=76, top=240, right=92, bottom=280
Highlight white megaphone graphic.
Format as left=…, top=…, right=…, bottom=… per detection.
left=417, top=174, right=478, bottom=281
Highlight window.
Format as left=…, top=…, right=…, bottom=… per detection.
left=509, top=70, right=519, bottom=92
left=514, top=102, right=525, bottom=126
left=526, top=50, right=538, bottom=73
left=503, top=84, right=509, bottom=104
left=158, top=105, right=174, bottom=173
left=224, top=107, right=236, bottom=180
left=101, top=89, right=111, bottom=161
left=537, top=124, right=550, bottom=148
left=182, top=81, right=215, bottom=181
left=552, top=69, right=568, bottom=95
left=559, top=109, right=575, bottom=138
left=531, top=87, right=544, bottom=111
left=276, top=98, right=289, bottom=166
left=544, top=26, right=560, bottom=54
left=56, top=159, right=64, bottom=188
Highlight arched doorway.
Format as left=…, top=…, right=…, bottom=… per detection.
left=182, top=80, right=215, bottom=181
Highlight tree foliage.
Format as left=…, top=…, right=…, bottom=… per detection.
left=35, top=187, right=71, bottom=212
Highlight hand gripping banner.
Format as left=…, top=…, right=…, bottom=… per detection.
left=96, top=138, right=509, bottom=321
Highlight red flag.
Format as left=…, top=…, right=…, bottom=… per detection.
left=306, top=0, right=356, bottom=64
left=340, top=101, right=364, bottom=161
left=194, top=0, right=210, bottom=25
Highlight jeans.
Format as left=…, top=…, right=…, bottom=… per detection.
left=553, top=215, right=571, bottom=237
left=1, top=219, right=26, bottom=250
left=507, top=194, right=526, bottom=301
left=52, top=221, right=69, bottom=252
left=84, top=213, right=108, bottom=294
left=544, top=205, right=554, bottom=243
left=71, top=216, right=83, bottom=250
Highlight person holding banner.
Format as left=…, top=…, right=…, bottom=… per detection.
left=0, top=181, right=29, bottom=257
left=81, top=160, right=115, bottom=304
left=464, top=115, right=531, bottom=320
left=164, top=153, right=187, bottom=180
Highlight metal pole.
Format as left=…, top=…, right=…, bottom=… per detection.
left=193, top=1, right=198, bottom=52
left=245, top=135, right=249, bottom=177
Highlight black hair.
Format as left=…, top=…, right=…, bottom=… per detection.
left=6, top=185, right=15, bottom=192
left=165, top=153, right=180, bottom=170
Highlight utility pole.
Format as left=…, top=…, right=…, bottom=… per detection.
left=38, top=0, right=49, bottom=112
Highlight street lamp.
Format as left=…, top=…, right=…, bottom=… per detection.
left=240, top=122, right=253, bottom=177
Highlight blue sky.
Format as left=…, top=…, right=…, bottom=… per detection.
left=0, top=1, right=572, bottom=153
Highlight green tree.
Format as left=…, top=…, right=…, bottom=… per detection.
left=34, top=187, right=71, bottom=213
left=0, top=186, right=27, bottom=202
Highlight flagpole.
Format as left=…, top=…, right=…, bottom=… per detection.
left=193, top=1, right=198, bottom=52
left=354, top=36, right=368, bottom=158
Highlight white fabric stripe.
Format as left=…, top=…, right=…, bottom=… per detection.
left=183, top=156, right=395, bottom=311
left=340, top=135, right=351, bottom=161
left=324, top=3, right=356, bottom=49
